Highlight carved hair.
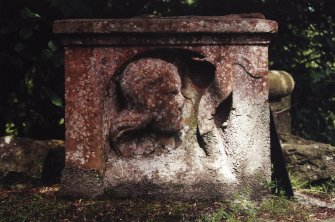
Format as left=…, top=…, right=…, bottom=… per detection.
left=120, top=58, right=180, bottom=110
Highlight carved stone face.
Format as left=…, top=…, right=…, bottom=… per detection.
left=151, top=69, right=184, bottom=132
left=120, top=58, right=185, bottom=133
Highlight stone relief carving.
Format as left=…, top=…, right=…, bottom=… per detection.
left=110, top=58, right=185, bottom=158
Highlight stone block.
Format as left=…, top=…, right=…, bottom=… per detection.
left=281, top=134, right=335, bottom=183
left=54, top=14, right=278, bottom=199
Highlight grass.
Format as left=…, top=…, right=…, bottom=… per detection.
left=0, top=182, right=334, bottom=222
left=257, top=195, right=310, bottom=221
left=198, top=194, right=257, bottom=222
left=290, top=171, right=335, bottom=196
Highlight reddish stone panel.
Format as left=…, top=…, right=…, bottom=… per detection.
left=65, top=47, right=151, bottom=171
left=64, top=47, right=104, bottom=170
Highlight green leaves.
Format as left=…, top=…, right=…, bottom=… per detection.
left=264, top=1, right=335, bottom=145
left=14, top=43, right=26, bottom=52
left=50, top=0, right=93, bottom=18
left=0, top=2, right=65, bottom=138
left=20, top=7, right=41, bottom=19
left=19, top=27, right=34, bottom=39
left=183, top=0, right=198, bottom=6
left=48, top=41, right=58, bottom=52
left=44, top=88, right=64, bottom=108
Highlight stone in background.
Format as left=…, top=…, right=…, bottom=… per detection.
left=281, top=134, right=335, bottom=183
left=0, top=136, right=64, bottom=188
left=269, top=70, right=335, bottom=184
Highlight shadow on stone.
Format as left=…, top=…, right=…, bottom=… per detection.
left=270, top=110, right=294, bottom=197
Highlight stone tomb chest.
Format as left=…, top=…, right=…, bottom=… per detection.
left=54, top=14, right=278, bottom=199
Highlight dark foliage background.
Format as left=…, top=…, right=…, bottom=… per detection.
left=0, top=0, right=334, bottom=144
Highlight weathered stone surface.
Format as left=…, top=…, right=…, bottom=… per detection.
left=55, top=14, right=277, bottom=199
left=268, top=70, right=295, bottom=100
left=271, top=95, right=292, bottom=135
left=269, top=70, right=295, bottom=135
left=0, top=136, right=64, bottom=188
left=280, top=134, right=335, bottom=183
left=61, top=167, right=104, bottom=198
left=110, top=58, right=184, bottom=158
left=53, top=15, right=278, bottom=46
left=53, top=14, right=277, bottom=34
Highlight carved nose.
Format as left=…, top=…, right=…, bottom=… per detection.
left=176, top=92, right=185, bottom=110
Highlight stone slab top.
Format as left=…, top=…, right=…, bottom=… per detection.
left=53, top=14, right=278, bottom=34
